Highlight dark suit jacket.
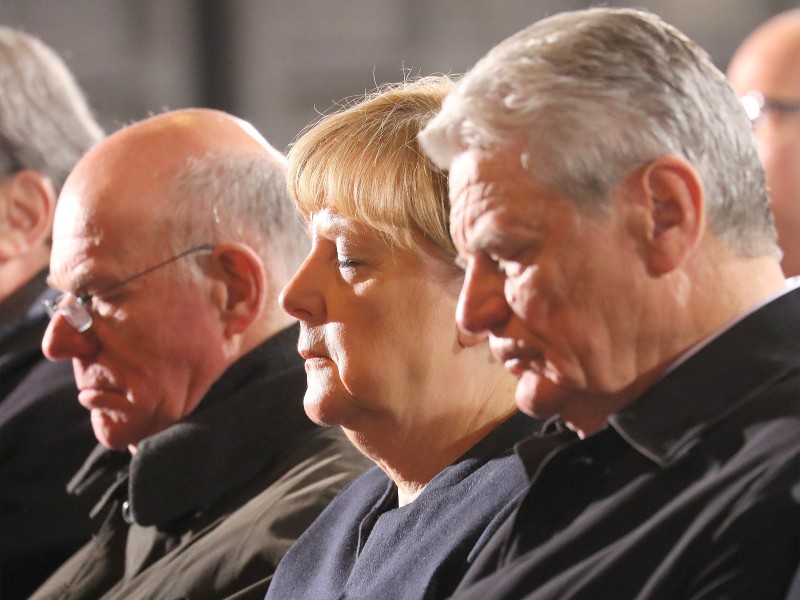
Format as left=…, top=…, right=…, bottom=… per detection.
left=0, top=273, right=97, bottom=600
left=452, top=284, right=800, bottom=600
left=267, top=411, right=539, bottom=600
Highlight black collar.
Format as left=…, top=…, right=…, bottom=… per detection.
left=70, top=324, right=317, bottom=526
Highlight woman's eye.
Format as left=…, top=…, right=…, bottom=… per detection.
left=336, top=256, right=361, bottom=269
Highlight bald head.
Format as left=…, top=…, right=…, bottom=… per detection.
left=728, top=10, right=800, bottom=276
left=728, top=10, right=800, bottom=100
left=54, top=108, right=305, bottom=279
left=64, top=108, right=285, bottom=212
left=44, top=109, right=306, bottom=449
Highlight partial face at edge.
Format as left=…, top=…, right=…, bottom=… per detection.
left=727, top=26, right=800, bottom=276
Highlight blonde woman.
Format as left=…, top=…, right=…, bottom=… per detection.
left=266, top=76, right=539, bottom=600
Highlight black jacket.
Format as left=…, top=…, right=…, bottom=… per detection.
left=267, top=411, right=539, bottom=600
left=0, top=272, right=97, bottom=600
left=452, top=284, right=800, bottom=600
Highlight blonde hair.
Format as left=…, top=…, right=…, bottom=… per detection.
left=287, top=75, right=458, bottom=264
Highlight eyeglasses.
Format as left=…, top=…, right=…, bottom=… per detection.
left=43, top=245, right=214, bottom=333
left=740, top=91, right=800, bottom=126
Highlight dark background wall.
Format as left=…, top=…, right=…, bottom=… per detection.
left=1, top=0, right=795, bottom=151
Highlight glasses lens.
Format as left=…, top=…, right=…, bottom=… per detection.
left=741, top=92, right=763, bottom=124
left=48, top=294, right=93, bottom=333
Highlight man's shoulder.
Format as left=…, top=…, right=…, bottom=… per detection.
left=111, top=427, right=370, bottom=600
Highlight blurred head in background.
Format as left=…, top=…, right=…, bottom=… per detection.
left=0, top=26, right=103, bottom=302
left=728, top=8, right=800, bottom=277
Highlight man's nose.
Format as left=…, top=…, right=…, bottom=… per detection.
left=42, top=312, right=99, bottom=361
left=456, top=259, right=512, bottom=335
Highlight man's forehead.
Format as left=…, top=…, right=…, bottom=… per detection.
left=450, top=148, right=529, bottom=194
left=48, top=228, right=104, bottom=291
left=53, top=186, right=95, bottom=233
left=449, top=149, right=531, bottom=221
left=50, top=193, right=153, bottom=291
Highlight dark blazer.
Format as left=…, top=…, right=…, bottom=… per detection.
left=30, top=324, right=372, bottom=600
left=451, top=284, right=800, bottom=600
left=0, top=274, right=97, bottom=600
left=266, top=411, right=539, bottom=600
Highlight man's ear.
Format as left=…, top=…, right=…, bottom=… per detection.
left=635, top=156, right=705, bottom=276
left=208, top=242, right=267, bottom=338
left=0, top=170, right=56, bottom=259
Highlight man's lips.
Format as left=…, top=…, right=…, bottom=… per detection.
left=493, top=347, right=549, bottom=379
left=77, top=388, right=126, bottom=411
left=503, top=357, right=537, bottom=378
left=490, top=339, right=548, bottom=375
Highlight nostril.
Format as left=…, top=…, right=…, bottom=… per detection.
left=279, top=276, right=321, bottom=323
left=41, top=313, right=96, bottom=361
left=41, top=318, right=62, bottom=361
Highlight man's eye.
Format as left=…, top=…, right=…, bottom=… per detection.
left=487, top=253, right=509, bottom=272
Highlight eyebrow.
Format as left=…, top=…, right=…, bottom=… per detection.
left=312, top=211, right=363, bottom=238
left=45, top=269, right=97, bottom=296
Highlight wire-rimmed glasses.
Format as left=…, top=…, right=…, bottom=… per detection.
left=43, top=245, right=214, bottom=333
left=740, top=90, right=800, bottom=127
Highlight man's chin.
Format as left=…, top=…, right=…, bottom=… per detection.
left=91, top=410, right=138, bottom=452
left=514, top=371, right=572, bottom=419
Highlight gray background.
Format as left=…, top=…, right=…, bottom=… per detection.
left=1, top=0, right=796, bottom=151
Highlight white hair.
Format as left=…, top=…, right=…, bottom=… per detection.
left=0, top=27, right=103, bottom=191
left=166, top=149, right=310, bottom=289
left=420, top=7, right=778, bottom=258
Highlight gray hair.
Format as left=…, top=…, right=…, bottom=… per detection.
left=0, top=27, right=103, bottom=192
left=166, top=149, right=310, bottom=288
left=420, top=7, right=778, bottom=259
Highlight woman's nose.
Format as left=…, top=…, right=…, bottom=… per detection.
left=279, top=252, right=326, bottom=323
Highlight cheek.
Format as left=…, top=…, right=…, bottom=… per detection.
left=508, top=266, right=559, bottom=328
left=334, top=323, right=391, bottom=399
left=337, top=289, right=444, bottom=399
left=757, top=129, right=800, bottom=177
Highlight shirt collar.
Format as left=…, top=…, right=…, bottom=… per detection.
left=660, top=276, right=800, bottom=378
left=69, top=324, right=315, bottom=527
left=608, top=283, right=800, bottom=467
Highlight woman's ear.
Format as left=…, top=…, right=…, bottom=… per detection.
left=635, top=155, right=705, bottom=276
left=0, top=170, right=56, bottom=259
left=209, top=242, right=267, bottom=338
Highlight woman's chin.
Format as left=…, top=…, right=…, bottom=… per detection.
left=303, top=391, right=354, bottom=428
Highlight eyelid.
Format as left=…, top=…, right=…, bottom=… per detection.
left=336, top=254, right=361, bottom=267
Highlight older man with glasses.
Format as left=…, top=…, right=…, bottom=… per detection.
left=0, top=27, right=103, bottom=600
left=30, top=108, right=370, bottom=600
left=728, top=8, right=800, bottom=277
